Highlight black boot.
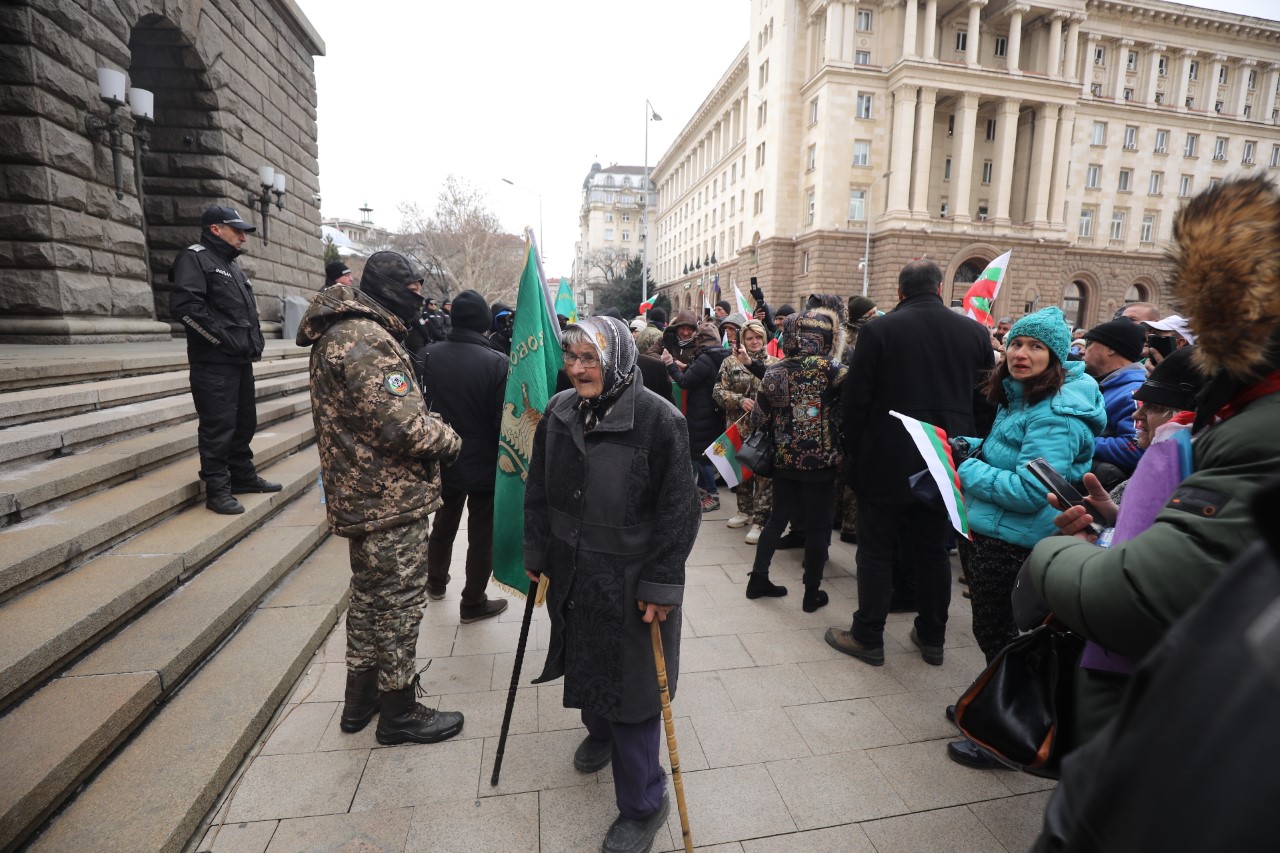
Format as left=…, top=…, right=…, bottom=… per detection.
left=339, top=668, right=380, bottom=733
left=205, top=490, right=245, bottom=515
left=376, top=675, right=464, bottom=745
left=746, top=572, right=788, bottom=599
left=802, top=585, right=829, bottom=613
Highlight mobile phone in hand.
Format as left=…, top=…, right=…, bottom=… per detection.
left=1026, top=458, right=1106, bottom=537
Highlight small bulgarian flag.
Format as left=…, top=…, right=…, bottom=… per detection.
left=705, top=420, right=753, bottom=488
left=889, top=410, right=971, bottom=538
left=671, top=381, right=688, bottom=414
left=962, top=250, right=1012, bottom=328
left=733, top=283, right=754, bottom=317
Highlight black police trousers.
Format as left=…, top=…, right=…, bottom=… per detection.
left=189, top=361, right=257, bottom=494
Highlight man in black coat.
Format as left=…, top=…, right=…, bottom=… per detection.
left=830, top=260, right=994, bottom=666
left=420, top=290, right=510, bottom=623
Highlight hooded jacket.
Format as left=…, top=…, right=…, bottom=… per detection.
left=168, top=230, right=265, bottom=364
left=958, top=361, right=1107, bottom=548
left=296, top=284, right=461, bottom=537
left=668, top=322, right=731, bottom=459
left=1092, top=363, right=1147, bottom=473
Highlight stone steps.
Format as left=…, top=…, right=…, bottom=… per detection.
left=0, top=390, right=311, bottom=520
left=0, top=500, right=345, bottom=853
left=0, top=448, right=322, bottom=713
left=0, top=412, right=316, bottom=603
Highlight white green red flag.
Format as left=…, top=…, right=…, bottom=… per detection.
left=705, top=421, right=753, bottom=488
left=554, top=278, right=577, bottom=324
left=962, top=250, right=1012, bottom=328
left=889, top=410, right=971, bottom=538
left=733, top=283, right=753, bottom=317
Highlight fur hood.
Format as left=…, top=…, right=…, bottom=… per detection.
left=781, top=303, right=847, bottom=362
left=1171, top=175, right=1280, bottom=381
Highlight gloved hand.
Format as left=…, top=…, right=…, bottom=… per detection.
left=948, top=437, right=972, bottom=463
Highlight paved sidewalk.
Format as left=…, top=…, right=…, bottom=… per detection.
left=198, top=501, right=1052, bottom=852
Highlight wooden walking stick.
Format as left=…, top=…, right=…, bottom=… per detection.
left=491, top=577, right=540, bottom=786
left=643, top=603, right=694, bottom=853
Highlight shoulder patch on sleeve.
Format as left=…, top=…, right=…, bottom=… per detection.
left=384, top=370, right=412, bottom=397
left=1168, top=486, right=1230, bottom=518
left=188, top=244, right=205, bottom=252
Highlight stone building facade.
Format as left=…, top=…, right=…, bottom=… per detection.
left=572, top=163, right=658, bottom=314
left=651, top=0, right=1280, bottom=327
left=0, top=0, right=326, bottom=343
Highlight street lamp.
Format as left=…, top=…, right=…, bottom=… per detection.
left=861, top=170, right=892, bottom=297
left=642, top=100, right=662, bottom=306
left=501, top=178, right=543, bottom=261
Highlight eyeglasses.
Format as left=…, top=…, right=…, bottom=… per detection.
left=561, top=352, right=600, bottom=368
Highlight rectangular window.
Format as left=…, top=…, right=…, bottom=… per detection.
left=621, top=231, right=630, bottom=241
left=1244, top=105, right=1252, bottom=118
left=1079, top=208, right=1095, bottom=238
left=855, top=50, right=871, bottom=65
left=944, top=157, right=952, bottom=181
left=604, top=213, right=614, bottom=222
left=940, top=200, right=950, bottom=218
left=731, top=163, right=737, bottom=183
left=806, top=190, right=816, bottom=225
left=757, top=101, right=767, bottom=128
left=1092, top=121, right=1107, bottom=146
left=1179, top=174, right=1193, bottom=197
left=1214, top=137, right=1227, bottom=160
left=1188, top=60, right=1199, bottom=81
left=1218, top=65, right=1228, bottom=85
left=856, top=93, right=873, bottom=119
left=1243, top=141, right=1256, bottom=164
left=994, top=36, right=1007, bottom=58
left=1248, top=69, right=1258, bottom=90
left=1124, top=126, right=1138, bottom=149
left=759, top=60, right=769, bottom=88
left=1215, top=100, right=1224, bottom=114
left=1124, top=88, right=1134, bottom=101
left=848, top=188, right=866, bottom=221
left=985, top=118, right=997, bottom=141
left=955, top=31, right=967, bottom=52
left=982, top=160, right=993, bottom=184
left=1149, top=171, right=1163, bottom=195
left=1118, top=168, right=1132, bottom=192
left=1094, top=46, right=1107, bottom=66
left=1158, top=56, right=1168, bottom=76
left=977, top=203, right=990, bottom=221
left=621, top=213, right=631, bottom=221
left=1155, top=92, right=1165, bottom=104
left=1186, top=97, right=1195, bottom=110
left=1272, top=144, right=1280, bottom=168
left=856, top=9, right=873, bottom=31
left=802, top=251, right=810, bottom=274
left=1127, top=50, right=1139, bottom=71
left=1209, top=177, right=1221, bottom=190
left=853, top=140, right=870, bottom=167
left=1141, top=213, right=1156, bottom=243
left=1155, top=129, right=1168, bottom=153
left=753, top=189, right=764, bottom=215
left=604, top=228, right=615, bottom=240
left=809, top=97, right=819, bottom=124
left=806, top=144, right=817, bottom=171
left=1091, top=83, right=1103, bottom=97
left=1086, top=164, right=1101, bottom=189
left=1110, top=211, right=1126, bottom=241
left=755, top=142, right=766, bottom=168
left=1185, top=133, right=1199, bottom=157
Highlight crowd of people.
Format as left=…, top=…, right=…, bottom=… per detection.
left=171, top=172, right=1280, bottom=852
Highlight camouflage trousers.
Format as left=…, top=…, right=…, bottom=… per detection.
left=346, top=517, right=430, bottom=692
left=833, top=474, right=858, bottom=536
left=735, top=476, right=773, bottom=527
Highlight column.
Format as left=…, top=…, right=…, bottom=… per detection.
left=1065, top=15, right=1084, bottom=81
left=952, top=91, right=979, bottom=221
left=825, top=1, right=842, bottom=62
left=1028, top=103, right=1059, bottom=226
left=1081, top=34, right=1100, bottom=96
left=992, top=98, right=1020, bottom=223
left=923, top=0, right=938, bottom=60
left=1264, top=64, right=1280, bottom=123
left=1176, top=49, right=1196, bottom=112
left=911, top=87, right=938, bottom=215
left=1235, top=60, right=1255, bottom=116
left=1145, top=45, right=1165, bottom=105
left=1007, top=4, right=1027, bottom=73
left=842, top=0, right=858, bottom=62
left=1048, top=105, right=1075, bottom=226
left=966, top=0, right=986, bottom=68
left=1048, top=13, right=1066, bottom=79
left=902, top=0, right=918, bottom=59
left=888, top=85, right=918, bottom=214
left=1114, top=39, right=1134, bottom=102
left=1208, top=54, right=1226, bottom=112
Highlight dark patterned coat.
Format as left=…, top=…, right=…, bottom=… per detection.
left=297, top=285, right=461, bottom=537
left=526, top=372, right=700, bottom=722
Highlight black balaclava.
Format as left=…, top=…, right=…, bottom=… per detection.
left=360, top=251, right=424, bottom=332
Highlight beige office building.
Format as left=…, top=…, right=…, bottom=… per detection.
left=652, top=0, right=1280, bottom=328
left=573, top=163, right=659, bottom=314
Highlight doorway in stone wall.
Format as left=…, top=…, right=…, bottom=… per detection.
left=950, top=256, right=990, bottom=307
left=128, top=14, right=229, bottom=324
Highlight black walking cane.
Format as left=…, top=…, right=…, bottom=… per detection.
left=490, top=578, right=539, bottom=785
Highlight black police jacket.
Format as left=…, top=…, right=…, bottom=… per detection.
left=419, top=328, right=508, bottom=493
left=169, top=231, right=265, bottom=364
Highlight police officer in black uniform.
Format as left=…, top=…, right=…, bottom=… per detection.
left=169, top=205, right=281, bottom=514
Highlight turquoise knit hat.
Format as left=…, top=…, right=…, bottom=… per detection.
left=1006, top=306, right=1071, bottom=364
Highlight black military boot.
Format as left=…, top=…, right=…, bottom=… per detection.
left=375, top=675, right=464, bottom=745
left=205, top=490, right=245, bottom=515
left=339, top=668, right=380, bottom=733
left=231, top=475, right=283, bottom=493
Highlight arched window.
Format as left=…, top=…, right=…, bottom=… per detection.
left=1063, top=281, right=1087, bottom=329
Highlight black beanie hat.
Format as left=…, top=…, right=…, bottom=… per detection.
left=360, top=251, right=424, bottom=330
left=648, top=307, right=667, bottom=325
left=1134, top=345, right=1203, bottom=411
left=848, top=295, right=876, bottom=319
left=324, top=261, right=350, bottom=282
left=1085, top=317, right=1146, bottom=362
left=449, top=290, right=491, bottom=333
left=775, top=304, right=796, bottom=318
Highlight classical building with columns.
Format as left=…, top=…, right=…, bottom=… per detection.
left=651, top=0, right=1280, bottom=328
left=572, top=162, right=658, bottom=314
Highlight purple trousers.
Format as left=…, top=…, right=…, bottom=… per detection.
left=581, top=709, right=664, bottom=820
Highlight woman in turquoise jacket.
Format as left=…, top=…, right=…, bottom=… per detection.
left=946, top=306, right=1106, bottom=768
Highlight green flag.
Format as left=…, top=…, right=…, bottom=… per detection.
left=554, top=278, right=577, bottom=324
left=493, top=240, right=563, bottom=597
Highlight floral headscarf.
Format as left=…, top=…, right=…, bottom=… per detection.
left=566, top=316, right=637, bottom=431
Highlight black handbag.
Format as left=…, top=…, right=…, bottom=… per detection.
left=735, top=426, right=774, bottom=478
left=955, top=621, right=1084, bottom=779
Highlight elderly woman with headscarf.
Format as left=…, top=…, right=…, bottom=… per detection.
left=713, top=317, right=777, bottom=542
left=525, top=316, right=700, bottom=853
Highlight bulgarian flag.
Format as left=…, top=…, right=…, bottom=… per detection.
left=962, top=250, right=1012, bottom=328
left=733, top=283, right=754, bottom=317
left=889, top=410, right=971, bottom=538
left=705, top=420, right=753, bottom=488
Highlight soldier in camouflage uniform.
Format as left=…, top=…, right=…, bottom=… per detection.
left=713, top=318, right=776, bottom=544
left=297, top=251, right=465, bottom=746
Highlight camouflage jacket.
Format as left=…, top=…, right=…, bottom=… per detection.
left=712, top=351, right=776, bottom=427
left=296, top=285, right=461, bottom=537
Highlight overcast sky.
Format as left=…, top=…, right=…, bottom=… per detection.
left=296, top=0, right=1276, bottom=280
